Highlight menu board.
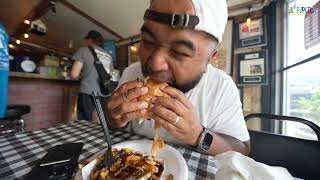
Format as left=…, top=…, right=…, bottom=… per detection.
left=304, top=1, right=320, bottom=49
left=235, top=17, right=267, bottom=48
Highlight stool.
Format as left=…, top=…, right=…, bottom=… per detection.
left=0, top=105, right=30, bottom=135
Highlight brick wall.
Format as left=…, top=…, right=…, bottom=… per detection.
left=8, top=77, right=79, bottom=131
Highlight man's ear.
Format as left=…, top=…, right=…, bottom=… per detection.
left=206, top=50, right=218, bottom=64
left=210, top=50, right=218, bottom=61
left=205, top=50, right=218, bottom=73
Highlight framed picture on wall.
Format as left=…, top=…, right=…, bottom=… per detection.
left=209, top=19, right=234, bottom=75
left=237, top=50, right=268, bottom=85
left=235, top=16, right=267, bottom=48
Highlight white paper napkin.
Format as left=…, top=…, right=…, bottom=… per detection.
left=214, top=151, right=294, bottom=180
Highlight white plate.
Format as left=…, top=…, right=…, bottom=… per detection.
left=75, top=140, right=188, bottom=180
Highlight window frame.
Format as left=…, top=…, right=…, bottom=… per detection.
left=279, top=0, right=320, bottom=137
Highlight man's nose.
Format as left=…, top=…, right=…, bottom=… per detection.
left=147, top=47, right=169, bottom=72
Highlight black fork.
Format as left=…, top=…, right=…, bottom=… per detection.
left=92, top=91, right=113, bottom=167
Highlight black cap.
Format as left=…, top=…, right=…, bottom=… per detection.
left=84, top=30, right=103, bottom=40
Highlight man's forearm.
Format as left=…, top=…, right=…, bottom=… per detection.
left=206, top=133, right=250, bottom=156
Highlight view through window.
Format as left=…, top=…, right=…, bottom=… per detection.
left=283, top=0, right=320, bottom=140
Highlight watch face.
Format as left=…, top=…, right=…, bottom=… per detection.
left=202, top=132, right=213, bottom=151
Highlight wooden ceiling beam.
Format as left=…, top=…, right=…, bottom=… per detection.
left=115, top=34, right=141, bottom=46
left=28, top=0, right=58, bottom=21
left=60, top=0, right=124, bottom=40
left=13, top=0, right=60, bottom=38
left=119, top=34, right=140, bottom=43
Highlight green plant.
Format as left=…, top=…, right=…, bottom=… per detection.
left=299, top=87, right=320, bottom=122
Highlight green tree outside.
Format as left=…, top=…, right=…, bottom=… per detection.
left=299, top=87, right=320, bottom=123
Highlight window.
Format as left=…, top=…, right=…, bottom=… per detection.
left=283, top=59, right=320, bottom=140
left=282, top=0, right=320, bottom=140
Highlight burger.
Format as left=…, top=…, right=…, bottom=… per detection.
left=138, top=77, right=169, bottom=119
left=138, top=77, right=169, bottom=157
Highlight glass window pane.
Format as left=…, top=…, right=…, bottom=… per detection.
left=287, top=0, right=320, bottom=66
left=284, top=59, right=320, bottom=140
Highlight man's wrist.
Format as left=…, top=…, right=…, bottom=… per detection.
left=190, top=126, right=204, bottom=147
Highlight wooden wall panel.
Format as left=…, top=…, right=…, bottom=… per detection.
left=116, top=45, right=128, bottom=73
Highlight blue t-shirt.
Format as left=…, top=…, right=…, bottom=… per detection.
left=0, top=23, right=9, bottom=69
left=0, top=22, right=9, bottom=118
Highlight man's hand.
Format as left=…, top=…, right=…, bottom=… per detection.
left=150, top=86, right=203, bottom=146
left=107, top=80, right=149, bottom=128
left=150, top=86, right=250, bottom=156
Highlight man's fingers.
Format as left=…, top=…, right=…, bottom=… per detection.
left=152, top=114, right=178, bottom=135
left=160, top=86, right=193, bottom=108
left=111, top=86, right=148, bottom=108
left=152, top=105, right=183, bottom=128
left=121, top=109, right=147, bottom=122
left=152, top=96, right=186, bottom=116
left=126, top=87, right=148, bottom=101
left=112, top=101, right=148, bottom=116
left=109, top=102, right=147, bottom=128
left=113, top=80, right=143, bottom=96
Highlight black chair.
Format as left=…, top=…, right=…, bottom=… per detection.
left=245, top=113, right=320, bottom=180
left=0, top=105, right=30, bottom=135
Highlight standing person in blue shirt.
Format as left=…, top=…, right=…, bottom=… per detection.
left=0, top=22, right=9, bottom=118
left=71, top=30, right=113, bottom=120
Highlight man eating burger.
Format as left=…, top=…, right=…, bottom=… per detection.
left=106, top=0, right=250, bottom=156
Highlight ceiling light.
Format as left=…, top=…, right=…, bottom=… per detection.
left=16, top=40, right=21, bottom=44
left=130, top=46, right=138, bottom=52
left=246, top=17, right=252, bottom=24
left=24, top=20, right=31, bottom=25
left=24, top=33, right=29, bottom=39
left=246, top=7, right=252, bottom=25
left=9, top=44, right=15, bottom=49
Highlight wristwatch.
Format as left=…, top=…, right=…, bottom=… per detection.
left=197, top=128, right=214, bottom=152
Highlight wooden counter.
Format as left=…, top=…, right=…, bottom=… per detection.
left=9, top=72, right=78, bottom=82
left=8, top=72, right=80, bottom=131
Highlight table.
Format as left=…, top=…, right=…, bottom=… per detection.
left=0, top=121, right=217, bottom=180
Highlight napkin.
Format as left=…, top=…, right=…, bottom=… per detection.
left=214, top=151, right=294, bottom=180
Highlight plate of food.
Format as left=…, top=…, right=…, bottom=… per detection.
left=75, top=140, right=188, bottom=180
